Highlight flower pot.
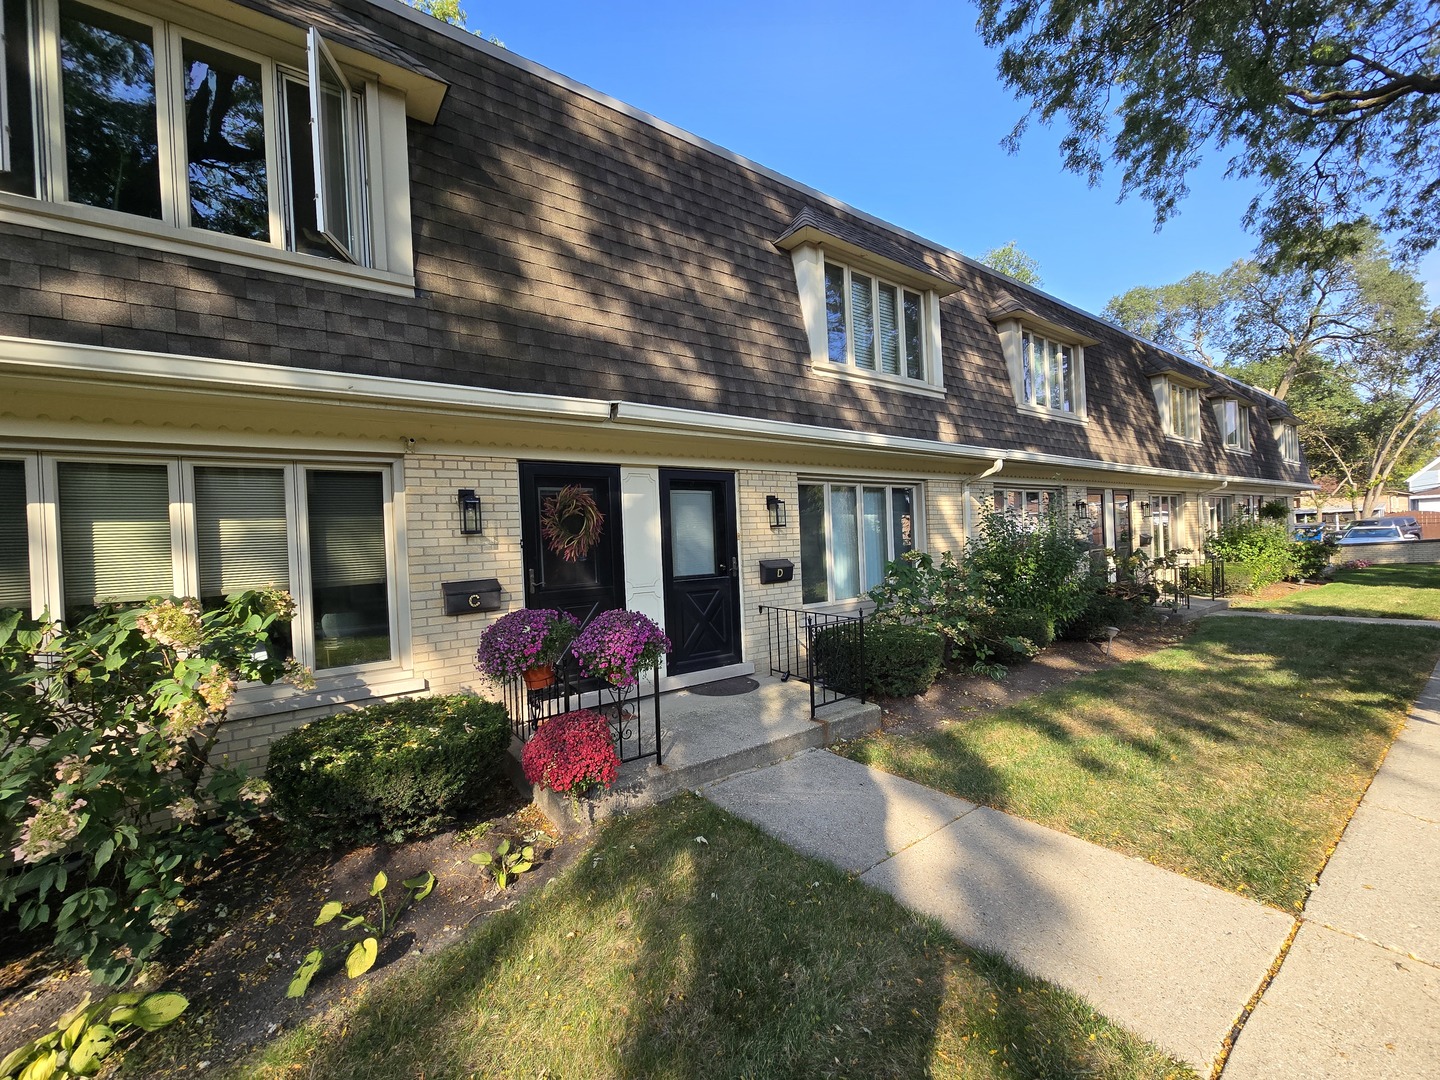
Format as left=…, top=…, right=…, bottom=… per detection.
left=522, top=663, right=556, bottom=690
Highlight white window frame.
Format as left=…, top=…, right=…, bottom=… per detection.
left=994, top=487, right=1062, bottom=522
left=1273, top=421, right=1301, bottom=464
left=824, top=258, right=930, bottom=379
left=6, top=450, right=407, bottom=683
left=0, top=0, right=411, bottom=290
left=1, top=0, right=14, bottom=174
left=993, top=317, right=1090, bottom=423
left=1018, top=328, right=1083, bottom=415
left=787, top=243, right=946, bottom=397
left=1152, top=376, right=1202, bottom=443
left=798, top=479, right=923, bottom=607
left=1214, top=398, right=1251, bottom=453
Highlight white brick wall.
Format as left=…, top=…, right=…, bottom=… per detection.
left=737, top=469, right=802, bottom=669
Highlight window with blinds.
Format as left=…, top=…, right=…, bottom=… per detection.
left=0, top=461, right=29, bottom=610
left=195, top=466, right=290, bottom=597
left=307, top=469, right=390, bottom=668
left=822, top=258, right=926, bottom=380
left=799, top=480, right=920, bottom=604
left=58, top=461, right=172, bottom=617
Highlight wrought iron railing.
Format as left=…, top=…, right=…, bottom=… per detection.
left=758, top=605, right=865, bottom=718
left=503, top=648, right=661, bottom=766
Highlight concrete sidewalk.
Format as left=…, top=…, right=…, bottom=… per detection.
left=1210, top=608, right=1440, bottom=630
left=1223, top=659, right=1440, bottom=1079
left=704, top=749, right=1294, bottom=1075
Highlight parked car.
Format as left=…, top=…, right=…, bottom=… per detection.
left=1293, top=524, right=1326, bottom=542
left=1337, top=525, right=1417, bottom=545
left=1353, top=515, right=1422, bottom=539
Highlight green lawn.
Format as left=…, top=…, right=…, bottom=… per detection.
left=1230, top=564, right=1440, bottom=620
left=204, top=799, right=1189, bottom=1080
left=843, top=617, right=1440, bottom=912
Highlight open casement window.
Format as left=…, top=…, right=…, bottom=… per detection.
left=305, top=27, right=359, bottom=263
left=1214, top=398, right=1251, bottom=452
left=0, top=0, right=34, bottom=195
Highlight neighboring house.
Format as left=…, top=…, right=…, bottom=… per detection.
left=1407, top=456, right=1440, bottom=512
left=0, top=0, right=1311, bottom=766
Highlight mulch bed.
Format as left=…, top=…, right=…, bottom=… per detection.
left=0, top=782, right=585, bottom=1076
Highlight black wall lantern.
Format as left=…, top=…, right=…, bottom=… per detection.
left=1073, top=498, right=1089, bottom=513
left=766, top=495, right=787, bottom=529
left=457, top=488, right=482, bottom=535
left=1138, top=500, right=1151, bottom=514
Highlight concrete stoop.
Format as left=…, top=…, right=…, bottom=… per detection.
left=508, top=691, right=881, bottom=836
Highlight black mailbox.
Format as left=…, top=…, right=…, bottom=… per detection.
left=758, top=559, right=794, bottom=585
left=442, top=578, right=503, bottom=615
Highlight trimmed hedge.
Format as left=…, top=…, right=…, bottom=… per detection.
left=985, top=608, right=1055, bottom=664
left=266, top=695, right=511, bottom=847
left=812, top=622, right=945, bottom=698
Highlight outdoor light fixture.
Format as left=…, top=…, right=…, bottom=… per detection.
left=1138, top=501, right=1151, bottom=513
left=766, top=495, right=787, bottom=529
left=1074, top=498, right=1089, bottom=513
left=457, top=489, right=482, bottom=535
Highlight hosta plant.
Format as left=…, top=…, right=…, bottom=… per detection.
left=0, top=989, right=187, bottom=1079
left=470, top=837, right=534, bottom=889
left=287, top=869, right=435, bottom=998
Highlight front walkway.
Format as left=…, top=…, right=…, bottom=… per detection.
left=703, top=748, right=1291, bottom=1075
left=1223, top=655, right=1440, bottom=1078
left=1211, top=608, right=1440, bottom=630
left=702, top=644, right=1440, bottom=1078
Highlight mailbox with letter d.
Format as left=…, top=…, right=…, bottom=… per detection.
left=758, top=559, right=793, bottom=585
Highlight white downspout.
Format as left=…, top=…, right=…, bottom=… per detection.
left=962, top=457, right=1005, bottom=538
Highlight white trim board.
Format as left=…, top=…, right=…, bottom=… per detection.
left=0, top=336, right=1314, bottom=491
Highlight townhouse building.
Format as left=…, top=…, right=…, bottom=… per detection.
left=0, top=0, right=1311, bottom=764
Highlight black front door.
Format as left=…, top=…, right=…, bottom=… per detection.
left=519, top=462, right=626, bottom=630
left=660, top=469, right=741, bottom=677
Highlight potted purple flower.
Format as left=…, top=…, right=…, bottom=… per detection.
left=571, top=609, right=672, bottom=688
left=476, top=608, right=580, bottom=688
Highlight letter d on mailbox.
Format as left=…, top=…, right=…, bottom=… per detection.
left=758, top=559, right=793, bottom=585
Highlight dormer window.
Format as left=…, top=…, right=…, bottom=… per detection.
left=1151, top=376, right=1202, bottom=442
left=1019, top=328, right=1081, bottom=414
left=0, top=0, right=446, bottom=290
left=823, top=260, right=928, bottom=379
left=1214, top=398, right=1251, bottom=453
left=1273, top=421, right=1301, bottom=463
left=777, top=209, right=953, bottom=394
left=989, top=302, right=1093, bottom=422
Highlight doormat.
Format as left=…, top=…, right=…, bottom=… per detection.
left=687, top=677, right=760, bottom=697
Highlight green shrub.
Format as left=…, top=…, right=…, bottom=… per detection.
left=965, top=509, right=1097, bottom=627
left=1, top=591, right=300, bottom=986
left=981, top=607, right=1055, bottom=664
left=1206, top=519, right=1297, bottom=593
left=810, top=622, right=944, bottom=698
left=266, top=695, right=511, bottom=848
left=1291, top=536, right=1339, bottom=580
left=866, top=550, right=996, bottom=655
left=864, top=623, right=945, bottom=697
left=1057, top=590, right=1146, bottom=641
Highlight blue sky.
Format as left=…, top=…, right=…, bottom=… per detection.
left=482, top=0, right=1439, bottom=314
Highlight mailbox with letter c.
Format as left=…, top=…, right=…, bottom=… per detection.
left=441, top=578, right=503, bottom=615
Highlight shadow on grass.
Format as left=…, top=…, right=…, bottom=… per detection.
left=845, top=617, right=1440, bottom=910
left=223, top=799, right=1185, bottom=1080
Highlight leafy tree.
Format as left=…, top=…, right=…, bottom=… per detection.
left=978, top=240, right=1043, bottom=286
left=405, top=0, right=503, bottom=44
left=977, top=0, right=1440, bottom=267
left=1107, top=237, right=1440, bottom=514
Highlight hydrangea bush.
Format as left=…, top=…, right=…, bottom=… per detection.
left=520, top=710, right=620, bottom=803
left=0, top=590, right=305, bottom=985
left=475, top=608, right=580, bottom=683
left=570, top=609, right=671, bottom=687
